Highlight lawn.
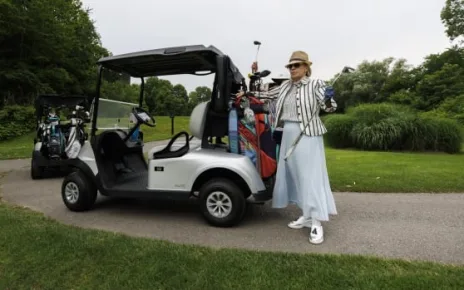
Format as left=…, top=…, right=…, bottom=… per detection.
left=0, top=116, right=190, bottom=160
left=0, top=202, right=462, bottom=290
left=326, top=148, right=464, bottom=193
left=1, top=116, right=463, bottom=193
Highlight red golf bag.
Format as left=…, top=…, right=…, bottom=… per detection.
left=233, top=94, right=278, bottom=180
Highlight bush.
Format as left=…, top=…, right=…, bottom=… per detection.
left=323, top=114, right=355, bottom=148
left=421, top=95, right=464, bottom=125
left=0, top=105, right=36, bottom=141
left=324, top=103, right=463, bottom=154
left=409, top=115, right=463, bottom=154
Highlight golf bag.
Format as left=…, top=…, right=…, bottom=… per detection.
left=232, top=94, right=278, bottom=180
left=42, top=112, right=66, bottom=159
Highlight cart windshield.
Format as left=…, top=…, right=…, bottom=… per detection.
left=91, top=98, right=138, bottom=132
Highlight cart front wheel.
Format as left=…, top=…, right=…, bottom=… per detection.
left=61, top=170, right=97, bottom=212
left=199, top=178, right=247, bottom=227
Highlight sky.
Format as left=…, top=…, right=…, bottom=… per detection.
left=80, top=0, right=454, bottom=93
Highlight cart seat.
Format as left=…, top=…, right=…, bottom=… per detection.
left=149, top=101, right=208, bottom=160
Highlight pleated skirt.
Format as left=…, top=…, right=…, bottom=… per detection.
left=272, top=121, right=337, bottom=221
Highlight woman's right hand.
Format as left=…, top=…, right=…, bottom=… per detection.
left=251, top=62, right=258, bottom=73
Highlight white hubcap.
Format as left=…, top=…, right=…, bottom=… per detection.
left=64, top=182, right=79, bottom=204
left=206, top=191, right=232, bottom=218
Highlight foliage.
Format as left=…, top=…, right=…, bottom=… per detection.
left=332, top=46, right=464, bottom=115
left=144, top=77, right=211, bottom=116
left=0, top=0, right=109, bottom=107
left=331, top=58, right=419, bottom=112
left=420, top=94, right=464, bottom=125
left=441, top=0, right=464, bottom=42
left=323, top=114, right=356, bottom=148
left=100, top=80, right=140, bottom=104
left=0, top=105, right=35, bottom=141
left=323, top=103, right=463, bottom=153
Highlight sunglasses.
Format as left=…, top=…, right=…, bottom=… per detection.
left=286, top=63, right=302, bottom=70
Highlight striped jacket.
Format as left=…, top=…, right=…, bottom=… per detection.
left=273, top=77, right=337, bottom=136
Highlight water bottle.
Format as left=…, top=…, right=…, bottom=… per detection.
left=228, top=103, right=239, bottom=154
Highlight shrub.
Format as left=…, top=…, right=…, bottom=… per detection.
left=421, top=95, right=464, bottom=125
left=323, top=114, right=355, bottom=148
left=323, top=103, right=463, bottom=154
left=0, top=105, right=36, bottom=141
left=346, top=103, right=416, bottom=150
left=409, top=115, right=463, bottom=154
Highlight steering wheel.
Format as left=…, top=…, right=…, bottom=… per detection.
left=132, top=107, right=156, bottom=127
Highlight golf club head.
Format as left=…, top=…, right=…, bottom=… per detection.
left=342, top=66, right=355, bottom=73
left=260, top=70, right=271, bottom=78
left=254, top=40, right=261, bottom=46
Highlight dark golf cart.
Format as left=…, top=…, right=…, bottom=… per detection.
left=60, top=44, right=275, bottom=227
left=31, top=94, right=90, bottom=179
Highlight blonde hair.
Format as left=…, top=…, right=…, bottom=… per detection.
left=305, top=64, right=312, bottom=77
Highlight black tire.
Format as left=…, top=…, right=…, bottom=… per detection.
left=30, top=157, right=43, bottom=180
left=199, top=178, right=247, bottom=227
left=61, top=170, right=97, bottom=212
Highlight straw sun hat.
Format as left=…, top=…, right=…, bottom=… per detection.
left=285, top=50, right=313, bottom=76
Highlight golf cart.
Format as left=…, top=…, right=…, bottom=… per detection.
left=61, top=45, right=275, bottom=227
left=31, top=94, right=90, bottom=179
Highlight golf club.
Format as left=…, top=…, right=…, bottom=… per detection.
left=254, top=40, right=261, bottom=63
left=283, top=65, right=355, bottom=161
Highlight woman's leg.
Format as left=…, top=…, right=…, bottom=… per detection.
left=272, top=122, right=300, bottom=210
left=273, top=122, right=312, bottom=229
left=288, top=135, right=337, bottom=243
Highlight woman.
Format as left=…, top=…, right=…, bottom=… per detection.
left=272, top=50, right=337, bottom=244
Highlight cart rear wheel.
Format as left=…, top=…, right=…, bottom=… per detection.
left=62, top=170, right=97, bottom=212
left=199, top=178, right=247, bottom=227
left=30, top=157, right=43, bottom=180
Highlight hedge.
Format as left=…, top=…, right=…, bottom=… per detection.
left=0, top=106, right=36, bottom=141
left=323, top=103, right=463, bottom=154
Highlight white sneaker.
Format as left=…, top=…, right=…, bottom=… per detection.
left=288, top=216, right=312, bottom=229
left=309, top=225, right=324, bottom=244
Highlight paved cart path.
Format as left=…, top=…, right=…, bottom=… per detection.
left=0, top=139, right=463, bottom=265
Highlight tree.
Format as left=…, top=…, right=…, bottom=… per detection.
left=331, top=58, right=416, bottom=111
left=0, top=0, right=109, bottom=107
left=171, top=84, right=189, bottom=115
left=144, top=77, right=175, bottom=116
left=441, top=0, right=464, bottom=42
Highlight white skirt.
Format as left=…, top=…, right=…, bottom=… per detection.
left=272, top=121, right=337, bottom=221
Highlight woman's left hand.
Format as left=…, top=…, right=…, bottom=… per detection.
left=324, top=86, right=335, bottom=99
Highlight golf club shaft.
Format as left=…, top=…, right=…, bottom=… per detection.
left=255, top=45, right=260, bottom=63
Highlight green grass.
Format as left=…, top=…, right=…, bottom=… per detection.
left=1, top=117, right=463, bottom=193
left=325, top=147, right=464, bottom=193
left=0, top=132, right=36, bottom=159
left=142, top=116, right=190, bottom=141
left=0, top=202, right=463, bottom=290
left=0, top=116, right=190, bottom=160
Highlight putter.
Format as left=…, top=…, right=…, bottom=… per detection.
left=283, top=66, right=355, bottom=161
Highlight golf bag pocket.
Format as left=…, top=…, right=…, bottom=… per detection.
left=48, top=136, right=62, bottom=158
left=273, top=128, right=283, bottom=145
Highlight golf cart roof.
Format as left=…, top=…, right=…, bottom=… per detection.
left=97, top=44, right=244, bottom=82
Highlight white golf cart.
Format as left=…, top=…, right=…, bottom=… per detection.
left=61, top=45, right=273, bottom=227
